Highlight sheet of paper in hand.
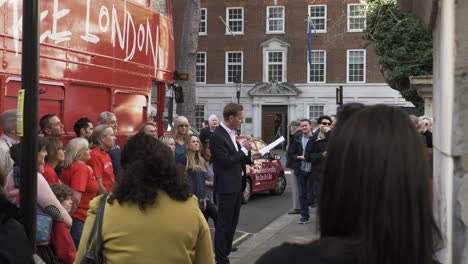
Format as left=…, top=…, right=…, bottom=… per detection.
left=259, top=136, right=285, bottom=156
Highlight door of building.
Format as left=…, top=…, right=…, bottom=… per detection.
left=261, top=105, right=288, bottom=149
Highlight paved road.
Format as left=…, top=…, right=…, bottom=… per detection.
left=208, top=170, right=294, bottom=246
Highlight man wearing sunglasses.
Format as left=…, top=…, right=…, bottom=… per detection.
left=304, top=115, right=332, bottom=208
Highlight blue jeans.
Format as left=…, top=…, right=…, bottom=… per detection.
left=70, top=218, right=85, bottom=248
left=309, top=172, right=321, bottom=205
left=296, top=170, right=310, bottom=220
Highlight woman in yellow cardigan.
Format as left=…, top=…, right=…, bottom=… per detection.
left=75, top=133, right=214, bottom=264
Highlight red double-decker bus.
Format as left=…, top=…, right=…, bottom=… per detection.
left=0, top=0, right=175, bottom=140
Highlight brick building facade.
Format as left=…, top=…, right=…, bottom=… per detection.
left=172, top=0, right=412, bottom=143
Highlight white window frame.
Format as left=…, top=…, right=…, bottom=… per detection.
left=266, top=51, right=285, bottom=82
left=307, top=50, right=326, bottom=84
left=266, top=6, right=285, bottom=34
left=307, top=5, right=327, bottom=33
left=195, top=104, right=205, bottom=131
left=308, top=105, right=325, bottom=120
left=346, top=49, right=366, bottom=83
left=226, top=7, right=244, bottom=35
left=225, top=51, right=244, bottom=84
left=347, top=3, right=367, bottom=32
left=199, top=8, right=207, bottom=36
left=196, top=52, right=207, bottom=84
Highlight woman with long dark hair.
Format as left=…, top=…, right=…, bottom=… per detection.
left=75, top=133, right=214, bottom=264
left=201, top=139, right=218, bottom=225
left=257, top=105, right=441, bottom=264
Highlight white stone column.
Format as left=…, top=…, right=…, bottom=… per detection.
left=252, top=102, right=261, bottom=138
left=288, top=97, right=297, bottom=123
left=410, top=76, right=433, bottom=116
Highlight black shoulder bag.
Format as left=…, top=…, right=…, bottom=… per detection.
left=81, top=193, right=109, bottom=264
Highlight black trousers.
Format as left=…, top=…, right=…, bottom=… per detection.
left=215, top=192, right=241, bottom=264
left=203, top=200, right=218, bottom=226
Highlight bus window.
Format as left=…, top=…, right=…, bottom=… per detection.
left=129, top=0, right=148, bottom=7
left=113, top=93, right=147, bottom=132
left=152, top=0, right=167, bottom=15
left=5, top=80, right=64, bottom=120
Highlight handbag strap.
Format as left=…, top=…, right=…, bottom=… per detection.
left=95, top=193, right=107, bottom=259
left=85, top=193, right=109, bottom=255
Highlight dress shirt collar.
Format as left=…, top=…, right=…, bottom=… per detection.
left=220, top=122, right=236, bottom=137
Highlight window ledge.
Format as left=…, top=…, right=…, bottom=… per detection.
left=225, top=32, right=245, bottom=36
left=266, top=31, right=285, bottom=34
left=346, top=81, right=366, bottom=84
left=307, top=81, right=326, bottom=84
left=306, top=30, right=327, bottom=34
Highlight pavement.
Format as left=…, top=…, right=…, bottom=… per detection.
left=229, top=204, right=320, bottom=264
left=220, top=148, right=319, bottom=263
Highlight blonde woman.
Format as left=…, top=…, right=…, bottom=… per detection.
left=176, top=134, right=207, bottom=210
left=87, top=125, right=116, bottom=194
left=61, top=138, right=98, bottom=248
left=172, top=116, right=190, bottom=156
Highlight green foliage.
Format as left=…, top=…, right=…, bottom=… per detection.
left=364, top=0, right=432, bottom=109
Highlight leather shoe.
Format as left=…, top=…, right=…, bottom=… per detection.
left=230, top=246, right=238, bottom=252
left=288, top=209, right=300, bottom=214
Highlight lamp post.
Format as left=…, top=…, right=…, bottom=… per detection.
left=234, top=75, right=241, bottom=104
left=233, top=75, right=242, bottom=135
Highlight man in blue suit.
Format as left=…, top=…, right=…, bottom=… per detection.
left=210, top=103, right=260, bottom=264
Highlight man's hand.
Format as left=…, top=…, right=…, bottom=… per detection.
left=252, top=152, right=263, bottom=160
left=297, top=155, right=305, bottom=160
left=242, top=139, right=252, bottom=150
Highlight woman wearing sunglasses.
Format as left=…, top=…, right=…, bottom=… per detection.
left=172, top=116, right=190, bottom=156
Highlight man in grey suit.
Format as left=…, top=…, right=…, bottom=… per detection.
left=210, top=103, right=260, bottom=264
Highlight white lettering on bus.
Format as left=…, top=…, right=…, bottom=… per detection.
left=40, top=11, right=52, bottom=43
left=99, top=6, right=110, bottom=33
left=5, top=0, right=161, bottom=70
left=124, top=8, right=136, bottom=61
left=81, top=0, right=99, bottom=43
left=50, top=0, right=71, bottom=44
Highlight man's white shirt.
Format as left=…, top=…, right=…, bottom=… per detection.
left=220, top=122, right=248, bottom=156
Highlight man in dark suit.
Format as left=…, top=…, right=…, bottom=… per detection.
left=210, top=103, right=260, bottom=264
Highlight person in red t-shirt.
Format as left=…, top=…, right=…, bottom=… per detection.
left=61, top=138, right=98, bottom=248
left=87, top=125, right=116, bottom=194
left=43, top=137, right=64, bottom=185
left=50, top=183, right=76, bottom=264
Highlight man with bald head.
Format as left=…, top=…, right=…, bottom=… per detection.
left=200, top=114, right=219, bottom=143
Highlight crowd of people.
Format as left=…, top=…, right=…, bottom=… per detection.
left=0, top=102, right=440, bottom=264
left=0, top=110, right=167, bottom=263
left=286, top=104, right=434, bottom=225
left=258, top=104, right=440, bottom=264
left=0, top=103, right=258, bottom=264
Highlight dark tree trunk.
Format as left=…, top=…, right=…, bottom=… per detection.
left=175, top=0, right=200, bottom=125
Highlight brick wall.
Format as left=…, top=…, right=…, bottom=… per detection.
left=172, top=0, right=385, bottom=85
